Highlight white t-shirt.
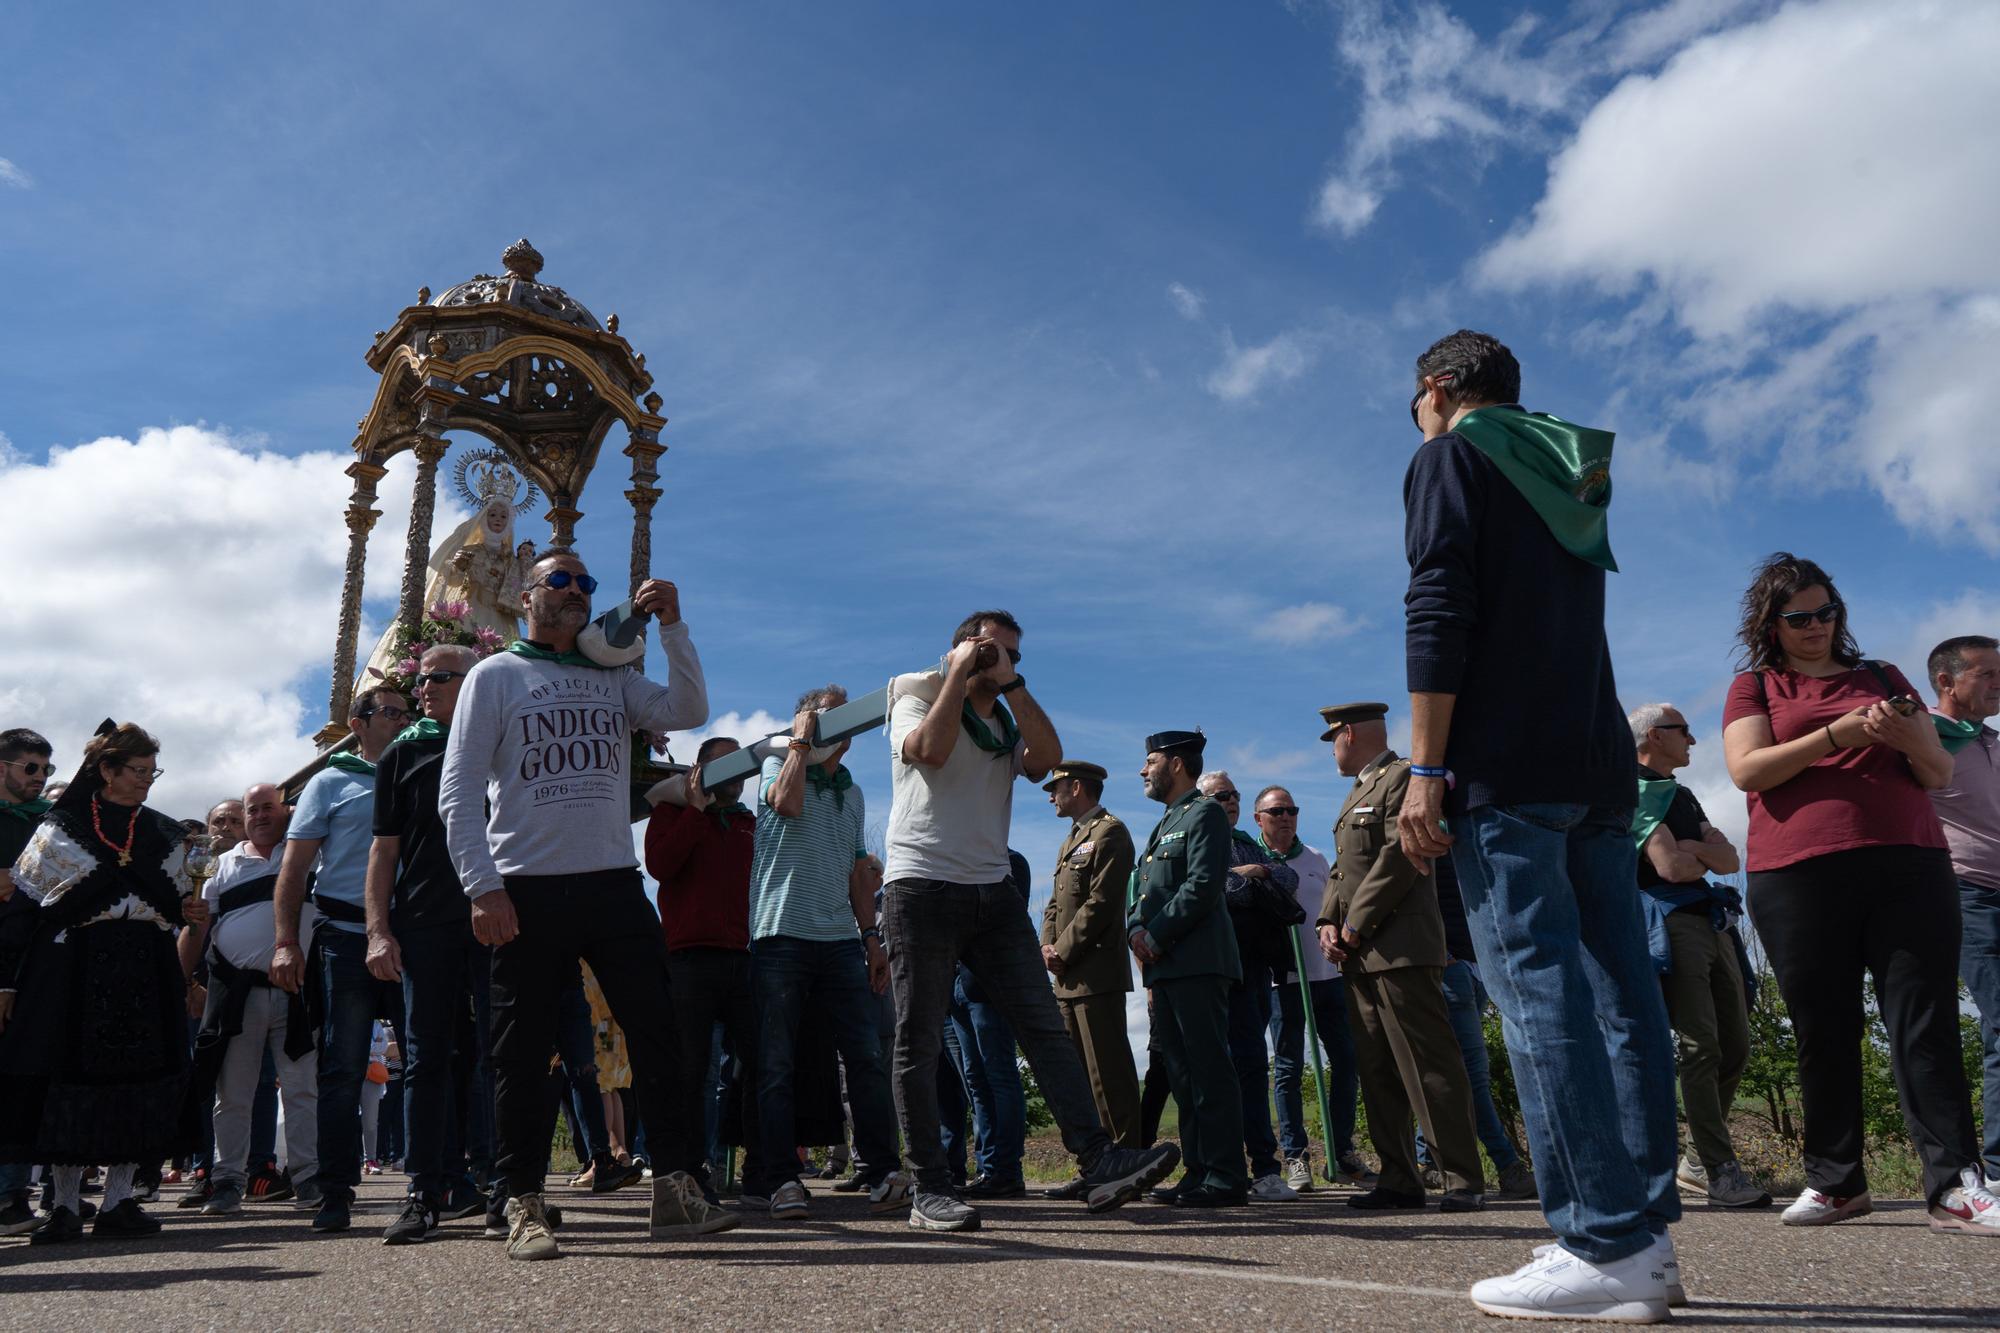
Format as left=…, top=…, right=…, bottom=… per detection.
left=206, top=841, right=318, bottom=972
left=885, top=693, right=1026, bottom=885
left=1279, top=843, right=1337, bottom=983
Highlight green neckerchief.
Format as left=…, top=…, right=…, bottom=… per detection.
left=1935, top=714, right=1984, bottom=755
left=806, top=764, right=854, bottom=811
left=1257, top=833, right=1304, bottom=863
left=0, top=797, right=52, bottom=823
left=1452, top=407, right=1618, bottom=572
left=395, top=717, right=447, bottom=745
left=1632, top=777, right=1678, bottom=850
left=505, top=638, right=597, bottom=669
left=707, top=801, right=749, bottom=833
left=961, top=699, right=1020, bottom=755
left=326, top=752, right=376, bottom=777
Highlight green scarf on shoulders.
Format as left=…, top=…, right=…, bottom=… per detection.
left=1257, top=833, right=1304, bottom=863
left=0, top=797, right=51, bottom=824
left=806, top=764, right=854, bottom=811
left=1452, top=406, right=1618, bottom=572
left=505, top=639, right=598, bottom=669
left=707, top=801, right=749, bottom=833
left=1631, top=777, right=1678, bottom=850
left=1934, top=714, right=1983, bottom=755
left=394, top=717, right=448, bottom=745
left=326, top=752, right=376, bottom=777
left=961, top=700, right=1019, bottom=755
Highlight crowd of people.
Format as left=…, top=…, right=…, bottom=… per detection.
left=1, top=329, right=1996, bottom=1323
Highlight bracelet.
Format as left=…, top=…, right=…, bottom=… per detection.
left=1824, top=724, right=1840, bottom=752
left=860, top=926, right=882, bottom=942
left=274, top=938, right=299, bottom=950
left=787, top=738, right=812, bottom=751
left=1409, top=764, right=1454, bottom=788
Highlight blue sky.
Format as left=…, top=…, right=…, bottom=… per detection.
left=5, top=0, right=1999, bottom=916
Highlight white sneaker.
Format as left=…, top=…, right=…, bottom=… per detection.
left=1248, top=1173, right=1300, bottom=1203
left=1780, top=1187, right=1872, bottom=1227
left=867, top=1171, right=912, bottom=1215
left=1284, top=1157, right=1314, bottom=1194
left=1472, top=1243, right=1670, bottom=1323
left=1673, top=1155, right=1707, bottom=1193
left=769, top=1179, right=808, bottom=1220
left=1929, top=1167, right=2000, bottom=1236
left=1532, top=1232, right=1683, bottom=1309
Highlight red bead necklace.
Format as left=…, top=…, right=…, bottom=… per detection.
left=91, top=794, right=139, bottom=867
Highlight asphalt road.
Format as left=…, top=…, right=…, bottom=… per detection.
left=2, top=1176, right=1994, bottom=1331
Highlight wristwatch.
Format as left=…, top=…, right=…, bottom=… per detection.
left=997, top=676, right=1026, bottom=695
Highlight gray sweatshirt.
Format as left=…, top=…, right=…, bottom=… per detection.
left=440, top=621, right=708, bottom=897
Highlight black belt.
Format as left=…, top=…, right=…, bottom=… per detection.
left=311, top=893, right=367, bottom=925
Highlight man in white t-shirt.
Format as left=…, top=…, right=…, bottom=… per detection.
left=883, top=609, right=1180, bottom=1233
left=180, top=783, right=319, bottom=1217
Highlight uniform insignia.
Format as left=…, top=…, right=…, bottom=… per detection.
left=1160, top=830, right=1186, bottom=842
left=1075, top=841, right=1094, bottom=857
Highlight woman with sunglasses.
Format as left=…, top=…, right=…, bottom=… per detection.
left=1722, top=553, right=1997, bottom=1235
left=0, top=720, right=208, bottom=1244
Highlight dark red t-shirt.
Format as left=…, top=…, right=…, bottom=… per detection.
left=645, top=802, right=754, bottom=953
left=1722, top=662, right=1948, bottom=871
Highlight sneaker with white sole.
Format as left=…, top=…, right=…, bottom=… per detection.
left=1706, top=1159, right=1771, bottom=1209
left=1283, top=1157, right=1314, bottom=1194
left=1929, top=1166, right=2000, bottom=1236
left=1081, top=1142, right=1181, bottom=1214
left=1780, top=1186, right=1873, bottom=1227
left=650, top=1170, right=740, bottom=1239
left=505, top=1193, right=560, bottom=1262
left=1674, top=1155, right=1708, bottom=1194
left=769, top=1179, right=809, bottom=1220
left=1474, top=1241, right=1670, bottom=1323
left=908, top=1189, right=979, bottom=1232
left=867, top=1171, right=912, bottom=1215
left=1248, top=1172, right=1300, bottom=1202
left=1534, top=1232, right=1684, bottom=1309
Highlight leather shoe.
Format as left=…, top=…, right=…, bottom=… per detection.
left=1171, top=1184, right=1249, bottom=1208
left=1347, top=1187, right=1426, bottom=1210
left=1044, top=1177, right=1091, bottom=1201
left=962, top=1175, right=1026, bottom=1200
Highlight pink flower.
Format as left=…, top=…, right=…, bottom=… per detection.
left=475, top=626, right=503, bottom=645
left=442, top=599, right=470, bottom=621
left=395, top=657, right=420, bottom=677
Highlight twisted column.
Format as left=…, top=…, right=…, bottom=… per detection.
left=398, top=435, right=449, bottom=629
left=327, top=461, right=388, bottom=728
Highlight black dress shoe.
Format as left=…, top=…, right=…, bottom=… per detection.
left=30, top=1206, right=85, bottom=1245
left=962, top=1175, right=1027, bottom=1200
left=1172, top=1184, right=1249, bottom=1208
left=92, top=1199, right=163, bottom=1238
left=1346, top=1188, right=1426, bottom=1210
left=1045, top=1177, right=1091, bottom=1201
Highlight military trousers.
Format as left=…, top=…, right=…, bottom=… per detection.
left=1345, top=965, right=1485, bottom=1197
left=1058, top=991, right=1141, bottom=1148
left=1151, top=974, right=1247, bottom=1192
left=1660, top=912, right=1749, bottom=1172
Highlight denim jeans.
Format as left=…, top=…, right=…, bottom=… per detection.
left=398, top=922, right=481, bottom=1202
left=882, top=878, right=1111, bottom=1192
left=1226, top=941, right=1284, bottom=1179
left=1416, top=960, right=1523, bottom=1173
left=556, top=973, right=608, bottom=1164
left=950, top=966, right=1026, bottom=1182
left=1961, top=878, right=2000, bottom=1180
left=0, top=1160, right=26, bottom=1200
left=1449, top=803, right=1679, bottom=1263
left=250, top=1047, right=280, bottom=1170
left=316, top=926, right=397, bottom=1198
left=938, top=1021, right=974, bottom=1185
left=748, top=935, right=900, bottom=1195
left=1271, top=975, right=1359, bottom=1163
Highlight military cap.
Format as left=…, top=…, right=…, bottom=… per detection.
left=1145, top=729, right=1205, bottom=755
left=1041, top=760, right=1108, bottom=791
left=1317, top=701, right=1388, bottom=742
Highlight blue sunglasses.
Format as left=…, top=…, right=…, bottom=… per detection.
left=537, top=570, right=599, bottom=595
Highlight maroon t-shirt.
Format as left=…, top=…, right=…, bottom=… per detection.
left=645, top=802, right=754, bottom=952
left=1722, top=661, right=1949, bottom=871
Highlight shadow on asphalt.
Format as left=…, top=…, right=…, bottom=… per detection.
left=1672, top=1303, right=2000, bottom=1329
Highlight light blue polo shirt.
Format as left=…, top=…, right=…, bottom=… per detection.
left=289, top=766, right=375, bottom=932
left=750, top=755, right=868, bottom=943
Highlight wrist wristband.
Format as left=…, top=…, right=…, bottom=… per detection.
left=788, top=738, right=812, bottom=751
left=860, top=926, right=882, bottom=942
left=274, top=938, right=299, bottom=950
left=1824, top=724, right=1839, bottom=751
left=1409, top=764, right=1454, bottom=788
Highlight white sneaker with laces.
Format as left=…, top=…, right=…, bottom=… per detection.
left=1472, top=1242, right=1670, bottom=1323
left=1780, top=1186, right=1872, bottom=1226
left=1673, top=1156, right=1707, bottom=1194
left=868, top=1171, right=912, bottom=1215
left=1284, top=1157, right=1313, bottom=1194
left=1929, top=1167, right=2000, bottom=1236
left=769, top=1179, right=809, bottom=1220
left=1533, top=1232, right=1683, bottom=1308
left=1248, top=1173, right=1300, bottom=1203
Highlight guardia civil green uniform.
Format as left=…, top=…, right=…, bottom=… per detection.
left=1317, top=702, right=1485, bottom=1202
left=1128, top=732, right=1246, bottom=1197
left=1039, top=762, right=1142, bottom=1147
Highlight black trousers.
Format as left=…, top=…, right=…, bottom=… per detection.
left=1749, top=844, right=1978, bottom=1203
left=666, top=946, right=769, bottom=1186
left=491, top=869, right=688, bottom=1196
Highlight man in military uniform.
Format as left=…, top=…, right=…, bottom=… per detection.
left=1129, top=731, right=1247, bottom=1207
left=1315, top=702, right=1486, bottom=1213
left=1040, top=762, right=1140, bottom=1166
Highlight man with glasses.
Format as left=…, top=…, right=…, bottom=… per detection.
left=271, top=684, right=410, bottom=1232
left=1197, top=769, right=1300, bottom=1203
left=1629, top=703, right=1765, bottom=1210
left=365, top=644, right=494, bottom=1244
left=440, top=550, right=734, bottom=1260
left=0, top=729, right=54, bottom=1234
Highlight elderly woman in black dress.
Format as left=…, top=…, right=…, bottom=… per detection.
left=0, top=721, right=208, bottom=1244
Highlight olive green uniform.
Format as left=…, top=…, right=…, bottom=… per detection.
left=1130, top=788, right=1246, bottom=1192
left=1320, top=750, right=1486, bottom=1197
left=1041, top=806, right=1141, bottom=1146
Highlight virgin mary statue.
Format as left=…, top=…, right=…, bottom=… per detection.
left=359, top=449, right=540, bottom=686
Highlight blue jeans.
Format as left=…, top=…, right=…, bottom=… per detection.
left=938, top=1021, right=974, bottom=1185
left=1416, top=960, right=1522, bottom=1173
left=748, top=935, right=900, bottom=1195
left=399, top=924, right=481, bottom=1201
left=1271, top=974, right=1359, bottom=1162
left=949, top=966, right=1025, bottom=1182
left=1959, top=878, right=2000, bottom=1180
left=1449, top=803, right=1679, bottom=1263
left=316, top=926, right=396, bottom=1198
left=0, top=1160, right=27, bottom=1199
left=556, top=976, right=609, bottom=1164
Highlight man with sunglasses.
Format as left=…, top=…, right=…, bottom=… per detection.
left=0, top=728, right=53, bottom=1234
left=272, top=684, right=411, bottom=1231
left=439, top=550, right=731, bottom=1260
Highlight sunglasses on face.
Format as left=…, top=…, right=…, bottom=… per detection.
left=537, top=570, right=599, bottom=595
left=1210, top=790, right=1240, bottom=802
left=1653, top=723, right=1692, bottom=736
left=1257, top=805, right=1301, bottom=818
left=1410, top=371, right=1457, bottom=427
left=415, top=670, right=467, bottom=686
left=361, top=705, right=413, bottom=722
left=1, top=758, right=55, bottom=777
left=1775, top=602, right=1841, bottom=628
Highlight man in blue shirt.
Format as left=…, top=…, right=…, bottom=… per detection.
left=271, top=685, right=409, bottom=1233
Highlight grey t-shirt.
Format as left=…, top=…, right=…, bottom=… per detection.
left=884, top=693, right=1025, bottom=885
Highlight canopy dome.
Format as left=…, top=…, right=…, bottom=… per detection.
left=432, top=238, right=601, bottom=331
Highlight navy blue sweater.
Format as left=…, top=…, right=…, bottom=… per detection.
left=1403, top=429, right=1633, bottom=815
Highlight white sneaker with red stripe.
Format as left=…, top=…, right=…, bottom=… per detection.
left=1779, top=1187, right=1872, bottom=1226
left=1929, top=1167, right=2000, bottom=1236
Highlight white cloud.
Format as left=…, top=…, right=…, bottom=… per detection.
left=1166, top=281, right=1206, bottom=321
left=1205, top=329, right=1312, bottom=402
left=1220, top=743, right=1322, bottom=783
left=657, top=708, right=791, bottom=764
left=0, top=158, right=31, bottom=190
left=1253, top=600, right=1362, bottom=645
